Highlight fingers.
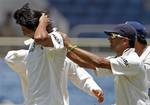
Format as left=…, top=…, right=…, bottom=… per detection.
left=42, top=13, right=45, bottom=16
left=39, top=13, right=49, bottom=22
left=97, top=93, right=104, bottom=103
left=92, top=89, right=104, bottom=103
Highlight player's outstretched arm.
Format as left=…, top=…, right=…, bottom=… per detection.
left=92, top=89, right=104, bottom=103
left=61, top=32, right=111, bottom=70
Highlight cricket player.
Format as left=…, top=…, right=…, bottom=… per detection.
left=61, top=23, right=150, bottom=105
left=5, top=3, right=103, bottom=105
left=126, top=21, right=150, bottom=98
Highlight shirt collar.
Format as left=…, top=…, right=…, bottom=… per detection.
left=24, top=38, right=34, bottom=46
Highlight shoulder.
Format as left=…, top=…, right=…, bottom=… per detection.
left=111, top=50, right=141, bottom=67
left=5, top=49, right=29, bottom=58
left=125, top=50, right=141, bottom=64
left=5, top=49, right=29, bottom=63
left=49, top=31, right=64, bottom=48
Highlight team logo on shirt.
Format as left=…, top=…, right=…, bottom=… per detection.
left=52, top=33, right=61, bottom=44
left=120, top=57, right=129, bottom=67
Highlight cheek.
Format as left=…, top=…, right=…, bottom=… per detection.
left=112, top=40, right=123, bottom=48
left=110, top=40, right=117, bottom=45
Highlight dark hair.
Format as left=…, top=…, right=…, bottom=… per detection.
left=128, top=39, right=135, bottom=48
left=14, top=3, right=52, bottom=32
left=137, top=35, right=147, bottom=45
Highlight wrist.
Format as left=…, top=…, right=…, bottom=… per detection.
left=39, top=21, right=48, bottom=27
left=67, top=44, right=78, bottom=53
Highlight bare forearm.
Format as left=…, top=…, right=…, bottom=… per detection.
left=60, top=32, right=111, bottom=69
left=67, top=52, right=96, bottom=70
left=68, top=46, right=111, bottom=69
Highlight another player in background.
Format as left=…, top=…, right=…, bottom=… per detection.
left=5, top=3, right=103, bottom=105
left=126, top=21, right=150, bottom=97
left=60, top=23, right=149, bottom=105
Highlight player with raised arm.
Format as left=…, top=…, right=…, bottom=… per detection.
left=5, top=3, right=104, bottom=105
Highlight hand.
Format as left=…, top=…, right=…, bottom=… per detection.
left=34, top=13, right=53, bottom=47
left=92, top=89, right=104, bottom=103
left=39, top=13, right=49, bottom=27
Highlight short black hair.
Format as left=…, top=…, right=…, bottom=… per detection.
left=14, top=3, right=52, bottom=32
left=137, top=35, right=147, bottom=45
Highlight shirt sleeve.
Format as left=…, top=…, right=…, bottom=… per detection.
left=50, top=31, right=64, bottom=49
left=43, top=31, right=66, bottom=52
left=94, top=56, right=113, bottom=76
left=5, top=49, right=28, bottom=75
left=110, top=52, right=143, bottom=76
left=4, top=49, right=28, bottom=98
left=143, top=56, right=150, bottom=87
left=94, top=67, right=113, bottom=76
left=65, top=58, right=103, bottom=96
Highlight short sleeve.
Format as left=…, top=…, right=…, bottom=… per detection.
left=43, top=31, right=66, bottom=51
left=49, top=31, right=64, bottom=49
left=110, top=52, right=143, bottom=76
left=94, top=67, right=112, bottom=76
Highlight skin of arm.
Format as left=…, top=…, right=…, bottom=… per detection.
left=67, top=51, right=96, bottom=70
left=61, top=32, right=111, bottom=70
left=33, top=13, right=104, bottom=103
left=34, top=13, right=54, bottom=47
left=34, top=14, right=110, bottom=70
left=34, top=17, right=104, bottom=70
left=34, top=15, right=104, bottom=102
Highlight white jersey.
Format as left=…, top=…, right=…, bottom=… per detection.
left=140, top=46, right=150, bottom=90
left=5, top=31, right=102, bottom=105
left=95, top=48, right=149, bottom=105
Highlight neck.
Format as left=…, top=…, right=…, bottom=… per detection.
left=135, top=44, right=147, bottom=56
left=115, top=45, right=129, bottom=57
left=116, top=48, right=126, bottom=56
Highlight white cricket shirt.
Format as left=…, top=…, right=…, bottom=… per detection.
left=5, top=31, right=102, bottom=105
left=140, top=46, right=150, bottom=90
left=96, top=48, right=149, bottom=105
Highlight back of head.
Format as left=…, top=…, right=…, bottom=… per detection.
left=125, top=21, right=148, bottom=45
left=14, top=3, right=43, bottom=31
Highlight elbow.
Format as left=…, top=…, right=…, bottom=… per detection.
left=4, top=53, right=11, bottom=63
left=94, top=57, right=111, bottom=69
left=95, top=57, right=106, bottom=67
left=76, top=61, right=96, bottom=70
left=4, top=51, right=15, bottom=64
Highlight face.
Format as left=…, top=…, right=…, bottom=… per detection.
left=108, top=33, right=129, bottom=54
left=21, top=26, right=34, bottom=38
left=108, top=36, right=121, bottom=50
